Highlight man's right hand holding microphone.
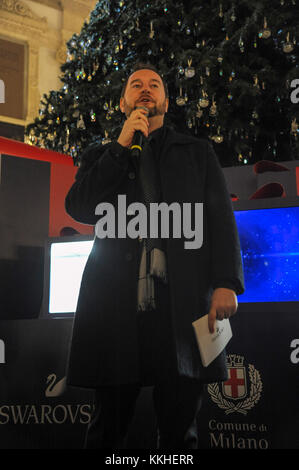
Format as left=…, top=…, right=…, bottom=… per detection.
left=117, top=107, right=150, bottom=149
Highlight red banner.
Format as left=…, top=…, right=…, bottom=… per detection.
left=0, top=136, right=73, bottom=166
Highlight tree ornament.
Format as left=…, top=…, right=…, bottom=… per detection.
left=219, top=3, right=223, bottom=18
left=253, top=75, right=260, bottom=89
left=77, top=114, right=86, bottom=129
left=196, top=104, right=203, bottom=118
left=259, top=18, right=271, bottom=39
left=102, top=130, right=112, bottom=145
left=199, top=91, right=209, bottom=108
left=185, top=58, right=195, bottom=78
left=211, top=127, right=224, bottom=143
left=239, top=36, right=244, bottom=53
left=283, top=32, right=294, bottom=53
left=90, top=110, right=96, bottom=122
left=149, top=21, right=155, bottom=39
left=176, top=87, right=185, bottom=106
left=209, top=97, right=217, bottom=116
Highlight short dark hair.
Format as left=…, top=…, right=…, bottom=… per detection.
left=121, top=62, right=169, bottom=99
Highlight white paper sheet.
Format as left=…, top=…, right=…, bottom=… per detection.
left=192, top=314, right=232, bottom=367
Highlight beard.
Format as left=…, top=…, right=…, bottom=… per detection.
left=123, top=98, right=168, bottom=118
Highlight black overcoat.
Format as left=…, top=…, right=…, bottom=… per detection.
left=65, top=126, right=245, bottom=389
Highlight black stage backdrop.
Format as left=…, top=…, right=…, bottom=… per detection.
left=0, top=310, right=298, bottom=449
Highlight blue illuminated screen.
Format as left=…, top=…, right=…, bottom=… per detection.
left=235, top=206, right=299, bottom=303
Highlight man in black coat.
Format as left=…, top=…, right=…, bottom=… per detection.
left=65, top=63, right=245, bottom=449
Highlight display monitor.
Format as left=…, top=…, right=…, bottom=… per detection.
left=235, top=206, right=299, bottom=303
left=41, top=235, right=94, bottom=317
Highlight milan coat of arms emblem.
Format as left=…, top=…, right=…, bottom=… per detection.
left=207, top=355, right=263, bottom=415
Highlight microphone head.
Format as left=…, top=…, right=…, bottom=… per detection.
left=135, top=105, right=149, bottom=116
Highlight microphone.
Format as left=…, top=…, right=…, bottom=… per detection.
left=130, top=106, right=149, bottom=159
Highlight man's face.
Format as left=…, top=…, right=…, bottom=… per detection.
left=120, top=69, right=169, bottom=118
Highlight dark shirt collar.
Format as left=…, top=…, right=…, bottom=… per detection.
left=148, top=123, right=166, bottom=144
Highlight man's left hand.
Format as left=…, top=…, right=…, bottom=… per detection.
left=208, top=288, right=238, bottom=334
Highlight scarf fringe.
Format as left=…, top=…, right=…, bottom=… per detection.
left=137, top=244, right=168, bottom=312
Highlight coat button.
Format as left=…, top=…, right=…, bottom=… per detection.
left=128, top=171, right=135, bottom=179
left=125, top=252, right=133, bottom=261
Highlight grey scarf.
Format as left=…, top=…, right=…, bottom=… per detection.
left=136, top=129, right=168, bottom=312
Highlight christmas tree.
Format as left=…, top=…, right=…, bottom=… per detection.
left=25, top=0, right=299, bottom=166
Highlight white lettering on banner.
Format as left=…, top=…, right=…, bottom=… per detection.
left=95, top=195, right=204, bottom=250
left=290, top=339, right=299, bottom=364
left=0, top=340, right=5, bottom=364
left=209, top=419, right=257, bottom=432
left=209, top=432, right=269, bottom=449
left=208, top=420, right=269, bottom=449
left=0, top=404, right=93, bottom=425
left=0, top=80, right=4, bottom=103
left=290, top=79, right=299, bottom=104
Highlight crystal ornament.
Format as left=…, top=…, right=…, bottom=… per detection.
left=283, top=33, right=294, bottom=53
left=259, top=18, right=271, bottom=39
left=185, top=59, right=195, bottom=78
left=176, top=87, right=185, bottom=106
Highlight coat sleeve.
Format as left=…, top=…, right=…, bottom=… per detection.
left=204, top=141, right=245, bottom=295
left=65, top=141, right=129, bottom=225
